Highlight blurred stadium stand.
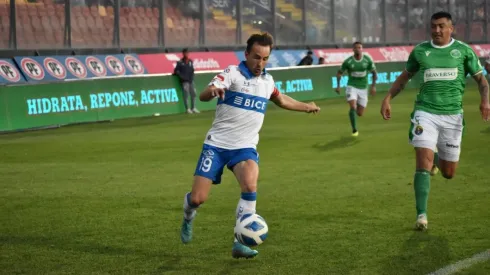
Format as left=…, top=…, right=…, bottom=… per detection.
left=0, top=0, right=488, bottom=56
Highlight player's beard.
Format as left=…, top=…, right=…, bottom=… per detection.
left=432, top=33, right=448, bottom=45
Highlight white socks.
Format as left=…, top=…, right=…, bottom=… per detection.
left=183, top=192, right=199, bottom=221
left=234, top=192, right=257, bottom=243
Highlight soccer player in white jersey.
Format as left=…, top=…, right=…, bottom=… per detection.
left=180, top=32, right=321, bottom=259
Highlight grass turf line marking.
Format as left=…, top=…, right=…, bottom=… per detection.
left=427, top=249, right=490, bottom=275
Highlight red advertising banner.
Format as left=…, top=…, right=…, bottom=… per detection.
left=138, top=44, right=490, bottom=74
left=472, top=44, right=490, bottom=59
left=139, top=52, right=240, bottom=74
left=314, top=46, right=414, bottom=65
left=314, top=44, right=490, bottom=66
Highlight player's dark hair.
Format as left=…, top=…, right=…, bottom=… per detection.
left=431, top=11, right=452, bottom=22
left=182, top=48, right=189, bottom=53
left=353, top=41, right=362, bottom=47
left=246, top=32, right=274, bottom=53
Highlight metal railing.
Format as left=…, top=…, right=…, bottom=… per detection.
left=0, top=0, right=488, bottom=54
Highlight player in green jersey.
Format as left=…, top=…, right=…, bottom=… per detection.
left=380, top=12, right=490, bottom=231
left=336, top=41, right=378, bottom=137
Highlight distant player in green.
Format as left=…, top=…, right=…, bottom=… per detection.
left=381, top=12, right=490, bottom=231
left=336, top=42, right=378, bottom=136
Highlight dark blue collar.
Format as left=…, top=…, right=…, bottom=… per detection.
left=238, top=61, right=267, bottom=80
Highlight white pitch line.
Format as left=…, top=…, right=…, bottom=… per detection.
left=427, top=249, right=490, bottom=275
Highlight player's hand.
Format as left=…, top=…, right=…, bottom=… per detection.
left=370, top=86, right=376, bottom=97
left=335, top=87, right=341, bottom=95
left=381, top=98, right=391, bottom=120
left=480, top=101, right=490, bottom=121
left=211, top=87, right=225, bottom=100
left=306, top=102, right=320, bottom=114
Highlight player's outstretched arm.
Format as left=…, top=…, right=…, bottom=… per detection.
left=370, top=70, right=378, bottom=96
left=473, top=73, right=490, bottom=121
left=384, top=70, right=413, bottom=100
left=335, top=70, right=343, bottom=94
left=380, top=70, right=413, bottom=120
left=270, top=93, right=320, bottom=113
left=199, top=85, right=225, bottom=102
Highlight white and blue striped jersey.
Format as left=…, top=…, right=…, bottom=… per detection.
left=204, top=61, right=280, bottom=150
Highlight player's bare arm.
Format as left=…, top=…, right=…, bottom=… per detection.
left=270, top=93, right=320, bottom=113
left=473, top=73, right=490, bottom=121
left=385, top=70, right=414, bottom=99
left=335, top=70, right=343, bottom=94
left=199, top=85, right=225, bottom=101
left=370, top=70, right=378, bottom=96
left=380, top=70, right=414, bottom=120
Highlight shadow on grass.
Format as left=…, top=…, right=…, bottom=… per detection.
left=380, top=231, right=451, bottom=275
left=215, top=259, right=262, bottom=275
left=312, top=136, right=360, bottom=152
left=0, top=235, right=183, bottom=273
left=480, top=127, right=490, bottom=134
left=0, top=111, right=213, bottom=140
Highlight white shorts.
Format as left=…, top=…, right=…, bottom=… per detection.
left=345, top=86, right=368, bottom=107
left=409, top=110, right=464, bottom=162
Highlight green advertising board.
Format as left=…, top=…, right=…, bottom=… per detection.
left=0, top=61, right=484, bottom=132
left=0, top=76, right=184, bottom=132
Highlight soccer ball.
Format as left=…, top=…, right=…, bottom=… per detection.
left=234, top=213, right=268, bottom=246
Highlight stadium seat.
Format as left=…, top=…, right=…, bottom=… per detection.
left=410, top=28, right=426, bottom=42
left=0, top=3, right=8, bottom=48
left=454, top=24, right=466, bottom=40
left=470, top=22, right=483, bottom=40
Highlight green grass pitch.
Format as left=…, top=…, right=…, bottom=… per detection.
left=1, top=89, right=489, bottom=275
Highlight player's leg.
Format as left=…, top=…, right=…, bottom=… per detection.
left=346, top=87, right=359, bottom=135
left=409, top=111, right=439, bottom=230
left=431, top=148, right=440, bottom=176
left=414, top=147, right=434, bottom=230
left=356, top=105, right=365, bottom=116
left=181, top=145, right=225, bottom=243
left=356, top=88, right=368, bottom=117
left=181, top=176, right=213, bottom=243
left=182, top=82, right=192, bottom=114
left=190, top=82, right=200, bottom=113
left=232, top=160, right=259, bottom=220
left=228, top=149, right=260, bottom=258
left=435, top=113, right=464, bottom=179
left=438, top=159, right=458, bottom=179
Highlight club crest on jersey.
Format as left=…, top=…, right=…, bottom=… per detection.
left=450, top=49, right=462, bottom=58
left=414, top=125, right=424, bottom=135
left=425, top=51, right=431, bottom=56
